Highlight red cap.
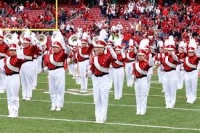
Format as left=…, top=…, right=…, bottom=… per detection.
left=167, top=45, right=175, bottom=50
left=23, top=37, right=31, bottom=43
left=81, top=39, right=88, bottom=44
left=9, top=44, right=17, bottom=50
left=95, top=40, right=106, bottom=47
left=137, top=49, right=146, bottom=56
left=107, top=40, right=114, bottom=46
left=129, top=45, right=134, bottom=49
left=188, top=47, right=195, bottom=52
left=52, top=41, right=62, bottom=48
left=114, top=45, right=122, bottom=50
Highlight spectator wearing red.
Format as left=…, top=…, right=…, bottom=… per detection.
left=42, top=1, right=47, bottom=9
left=158, top=0, right=163, bottom=5
left=162, top=8, right=169, bottom=16
left=123, top=28, right=131, bottom=46
left=31, top=1, right=38, bottom=10
left=25, top=0, right=30, bottom=9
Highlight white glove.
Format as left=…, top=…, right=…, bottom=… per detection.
left=65, top=45, right=71, bottom=54
left=16, top=48, right=24, bottom=59
left=106, top=45, right=112, bottom=49
left=121, top=49, right=126, bottom=58
left=43, top=66, right=48, bottom=72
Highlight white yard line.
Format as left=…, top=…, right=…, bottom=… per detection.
left=0, top=114, right=199, bottom=131
left=32, top=88, right=200, bottom=99
left=0, top=98, right=199, bottom=112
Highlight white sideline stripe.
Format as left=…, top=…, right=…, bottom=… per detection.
left=0, top=98, right=199, bottom=112
left=0, top=115, right=199, bottom=131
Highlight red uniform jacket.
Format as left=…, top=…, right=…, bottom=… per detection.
left=23, top=45, right=37, bottom=61
left=44, top=50, right=68, bottom=70
left=161, top=55, right=179, bottom=71
left=112, top=54, right=126, bottom=68
left=4, top=56, right=24, bottom=75
left=183, top=55, right=200, bottom=72
left=125, top=51, right=136, bottom=63
left=90, top=53, right=115, bottom=76
left=0, top=44, right=9, bottom=59
left=77, top=45, right=93, bottom=62
left=132, top=60, right=151, bottom=78
left=178, top=52, right=187, bottom=63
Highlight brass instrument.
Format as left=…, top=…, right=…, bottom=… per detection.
left=36, top=34, right=47, bottom=46
left=4, top=33, right=13, bottom=45
left=68, top=34, right=79, bottom=46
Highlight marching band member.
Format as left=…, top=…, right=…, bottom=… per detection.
left=107, top=40, right=114, bottom=89
left=177, top=41, right=187, bottom=90
left=155, top=40, right=164, bottom=84
left=112, top=38, right=126, bottom=100
left=77, top=33, right=93, bottom=93
left=67, top=46, right=75, bottom=76
left=133, top=49, right=154, bottom=115
left=90, top=36, right=117, bottom=123
left=0, top=30, right=9, bottom=93
left=31, top=33, right=40, bottom=90
left=20, top=30, right=37, bottom=101
left=125, top=39, right=136, bottom=87
left=183, top=39, right=200, bottom=104
left=161, top=36, right=179, bottom=109
left=44, top=31, right=69, bottom=111
left=139, top=39, right=152, bottom=89
left=3, top=34, right=24, bottom=118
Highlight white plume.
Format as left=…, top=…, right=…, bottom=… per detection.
left=98, top=29, right=108, bottom=41
left=53, top=30, right=66, bottom=50
left=129, top=39, right=134, bottom=46
left=11, top=33, right=19, bottom=44
left=139, top=38, right=149, bottom=49
left=114, top=37, right=123, bottom=46
left=168, top=35, right=175, bottom=45
left=188, top=38, right=197, bottom=49
left=24, top=29, right=31, bottom=38
left=158, top=40, right=163, bottom=47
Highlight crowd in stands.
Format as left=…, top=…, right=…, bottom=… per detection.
left=57, top=0, right=199, bottom=51
left=0, top=1, right=56, bottom=29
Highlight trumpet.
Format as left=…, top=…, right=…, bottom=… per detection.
left=68, top=34, right=79, bottom=46
left=4, top=33, right=13, bottom=45
left=36, top=34, right=47, bottom=46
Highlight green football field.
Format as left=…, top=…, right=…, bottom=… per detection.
left=0, top=72, right=200, bottom=133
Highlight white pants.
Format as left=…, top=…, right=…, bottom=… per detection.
left=147, top=67, right=153, bottom=90
left=5, top=74, right=20, bottom=116
left=78, top=60, right=89, bottom=91
left=177, top=70, right=185, bottom=89
left=37, top=55, right=42, bottom=73
left=74, top=63, right=81, bottom=84
left=20, top=61, right=35, bottom=99
left=0, top=58, right=6, bottom=93
left=68, top=63, right=74, bottom=75
left=134, top=77, right=149, bottom=115
left=125, top=62, right=134, bottom=87
left=162, top=70, right=178, bottom=108
left=108, top=67, right=114, bottom=89
left=184, top=70, right=198, bottom=103
left=49, top=68, right=65, bottom=108
left=157, top=66, right=163, bottom=83
left=93, top=74, right=110, bottom=122
left=113, top=67, right=124, bottom=99
left=32, top=59, right=38, bottom=89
